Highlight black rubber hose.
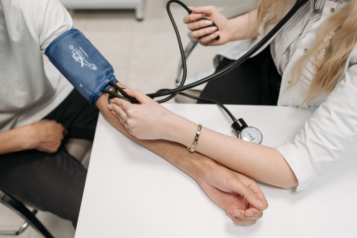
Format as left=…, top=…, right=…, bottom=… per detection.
left=153, top=0, right=193, bottom=103
left=178, top=92, right=236, bottom=121
left=148, top=0, right=309, bottom=99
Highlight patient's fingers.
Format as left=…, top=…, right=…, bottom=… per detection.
left=229, top=215, right=258, bottom=226
left=244, top=207, right=264, bottom=219
left=228, top=206, right=263, bottom=221
left=246, top=179, right=268, bottom=207
left=230, top=210, right=263, bottom=221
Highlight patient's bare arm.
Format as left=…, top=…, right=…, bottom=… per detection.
left=95, top=83, right=268, bottom=226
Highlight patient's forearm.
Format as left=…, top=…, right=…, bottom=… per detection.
left=95, top=86, right=214, bottom=182
left=0, top=126, right=31, bottom=155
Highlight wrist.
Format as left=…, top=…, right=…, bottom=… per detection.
left=23, top=125, right=39, bottom=150
left=162, top=112, right=180, bottom=141
left=227, top=18, right=247, bottom=42
left=226, top=19, right=235, bottom=42
left=163, top=114, right=197, bottom=146
left=183, top=153, right=217, bottom=182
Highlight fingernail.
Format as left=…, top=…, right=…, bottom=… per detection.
left=210, top=26, right=217, bottom=31
left=125, top=88, right=132, bottom=92
left=111, top=110, right=116, bottom=115
left=216, top=31, right=220, bottom=35
left=255, top=200, right=264, bottom=208
left=206, top=20, right=212, bottom=25
left=111, top=99, right=115, bottom=103
left=247, top=212, right=254, bottom=217
left=108, top=105, right=112, bottom=110
left=231, top=211, right=240, bottom=218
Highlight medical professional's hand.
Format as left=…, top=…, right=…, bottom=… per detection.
left=108, top=89, right=179, bottom=140
left=183, top=6, right=230, bottom=46
left=28, top=120, right=67, bottom=153
left=199, top=161, right=268, bottom=225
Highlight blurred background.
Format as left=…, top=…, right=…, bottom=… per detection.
left=59, top=0, right=238, bottom=98
left=0, top=0, right=241, bottom=237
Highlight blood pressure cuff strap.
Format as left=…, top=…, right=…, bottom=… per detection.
left=45, top=29, right=117, bottom=104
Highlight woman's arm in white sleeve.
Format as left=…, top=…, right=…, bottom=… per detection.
left=173, top=65, right=357, bottom=191
left=276, top=65, right=357, bottom=191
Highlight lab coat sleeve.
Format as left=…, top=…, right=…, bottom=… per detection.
left=24, top=0, right=73, bottom=53
left=276, top=65, right=357, bottom=191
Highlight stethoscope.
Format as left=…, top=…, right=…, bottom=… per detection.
left=103, top=0, right=310, bottom=144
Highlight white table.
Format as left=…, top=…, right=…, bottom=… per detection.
left=75, top=104, right=357, bottom=238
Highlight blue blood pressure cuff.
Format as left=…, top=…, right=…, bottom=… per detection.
left=45, top=29, right=117, bottom=104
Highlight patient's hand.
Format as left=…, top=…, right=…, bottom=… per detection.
left=29, top=120, right=67, bottom=153
left=183, top=6, right=230, bottom=46
left=199, top=161, right=268, bottom=225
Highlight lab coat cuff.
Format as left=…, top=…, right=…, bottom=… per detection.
left=276, top=142, right=318, bottom=192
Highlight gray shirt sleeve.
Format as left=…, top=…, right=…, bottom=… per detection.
left=23, top=0, right=74, bottom=53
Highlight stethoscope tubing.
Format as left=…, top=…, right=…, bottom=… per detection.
left=146, top=0, right=309, bottom=102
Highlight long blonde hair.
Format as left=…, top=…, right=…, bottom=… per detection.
left=255, top=0, right=357, bottom=106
